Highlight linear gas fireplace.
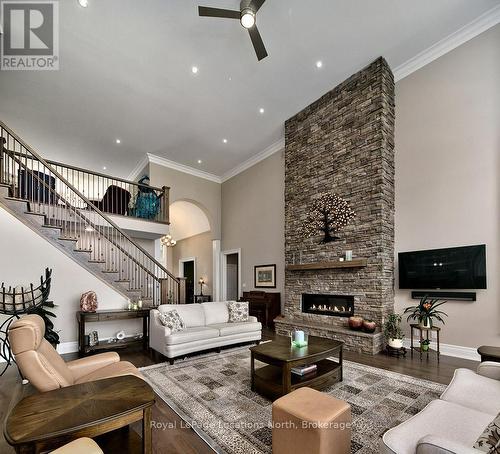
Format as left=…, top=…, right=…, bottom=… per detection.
left=301, top=294, right=355, bottom=318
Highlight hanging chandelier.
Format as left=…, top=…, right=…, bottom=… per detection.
left=160, top=234, right=176, bottom=247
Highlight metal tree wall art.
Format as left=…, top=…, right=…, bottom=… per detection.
left=302, top=193, right=355, bottom=243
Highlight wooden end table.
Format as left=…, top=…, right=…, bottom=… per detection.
left=250, top=335, right=343, bottom=401
left=477, top=345, right=500, bottom=363
left=4, top=375, right=155, bottom=454
left=410, top=323, right=441, bottom=362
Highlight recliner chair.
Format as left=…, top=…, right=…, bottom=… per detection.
left=8, top=314, right=141, bottom=392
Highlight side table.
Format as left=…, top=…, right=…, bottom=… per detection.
left=410, top=324, right=441, bottom=362
left=4, top=375, right=155, bottom=453
left=477, top=345, right=500, bottom=363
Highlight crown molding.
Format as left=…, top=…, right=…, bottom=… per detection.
left=127, top=155, right=149, bottom=182
left=147, top=153, right=222, bottom=183
left=394, top=4, right=500, bottom=81
left=221, top=137, right=285, bottom=183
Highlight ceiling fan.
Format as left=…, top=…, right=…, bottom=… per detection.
left=198, top=0, right=268, bottom=61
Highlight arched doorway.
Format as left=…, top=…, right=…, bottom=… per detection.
left=165, top=200, right=213, bottom=303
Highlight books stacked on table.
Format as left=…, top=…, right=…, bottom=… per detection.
left=291, top=364, right=317, bottom=376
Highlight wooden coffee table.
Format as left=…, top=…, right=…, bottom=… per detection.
left=250, top=335, right=343, bottom=400
left=4, top=375, right=155, bottom=453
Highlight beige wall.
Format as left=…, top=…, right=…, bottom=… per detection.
left=221, top=151, right=285, bottom=304
left=171, top=231, right=213, bottom=297
left=149, top=163, right=221, bottom=239
left=395, top=25, right=500, bottom=348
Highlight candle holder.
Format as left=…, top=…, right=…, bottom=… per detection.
left=291, top=330, right=309, bottom=348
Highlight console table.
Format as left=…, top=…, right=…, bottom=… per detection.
left=240, top=291, right=281, bottom=329
left=77, top=309, right=150, bottom=357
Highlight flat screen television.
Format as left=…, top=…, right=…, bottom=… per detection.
left=398, top=245, right=486, bottom=289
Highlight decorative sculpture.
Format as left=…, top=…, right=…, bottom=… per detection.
left=80, top=291, right=98, bottom=312
left=0, top=268, right=53, bottom=376
left=302, top=193, right=355, bottom=243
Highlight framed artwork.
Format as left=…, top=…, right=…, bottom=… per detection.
left=254, top=264, right=276, bottom=288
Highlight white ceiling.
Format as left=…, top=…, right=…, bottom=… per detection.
left=0, top=0, right=498, bottom=179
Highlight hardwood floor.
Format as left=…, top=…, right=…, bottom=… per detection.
left=0, top=329, right=478, bottom=454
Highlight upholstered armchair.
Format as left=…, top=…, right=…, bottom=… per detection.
left=8, top=314, right=141, bottom=392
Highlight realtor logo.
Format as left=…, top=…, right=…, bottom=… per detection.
left=1, top=0, right=59, bottom=70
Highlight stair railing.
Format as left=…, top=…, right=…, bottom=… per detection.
left=0, top=122, right=180, bottom=306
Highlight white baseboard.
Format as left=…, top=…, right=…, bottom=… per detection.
left=56, top=341, right=79, bottom=355
left=402, top=339, right=480, bottom=362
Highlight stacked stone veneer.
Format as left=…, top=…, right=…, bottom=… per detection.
left=276, top=57, right=395, bottom=354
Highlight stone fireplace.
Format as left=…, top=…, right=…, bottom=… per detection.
left=274, top=57, right=395, bottom=354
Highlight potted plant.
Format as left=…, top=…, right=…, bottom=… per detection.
left=404, top=295, right=448, bottom=329
left=383, top=313, right=404, bottom=349
left=420, top=339, right=431, bottom=352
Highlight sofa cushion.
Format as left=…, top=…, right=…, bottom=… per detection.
left=382, top=400, right=493, bottom=454
left=158, top=310, right=184, bottom=333
left=228, top=301, right=249, bottom=322
left=441, top=368, right=500, bottom=417
left=209, top=321, right=261, bottom=337
left=473, top=412, right=500, bottom=453
left=202, top=302, right=229, bottom=325
left=158, top=304, right=205, bottom=328
left=165, top=327, right=220, bottom=345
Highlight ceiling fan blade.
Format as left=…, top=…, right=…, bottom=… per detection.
left=248, top=25, right=268, bottom=61
left=249, top=0, right=266, bottom=13
left=198, top=6, right=240, bottom=19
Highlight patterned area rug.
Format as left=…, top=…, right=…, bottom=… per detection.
left=140, top=348, right=446, bottom=454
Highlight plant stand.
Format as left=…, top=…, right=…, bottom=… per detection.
left=410, top=324, right=441, bottom=362
left=385, top=345, right=407, bottom=358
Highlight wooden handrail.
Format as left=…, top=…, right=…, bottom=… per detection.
left=0, top=121, right=178, bottom=283
left=1, top=148, right=168, bottom=193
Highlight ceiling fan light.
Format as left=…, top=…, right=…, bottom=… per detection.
left=240, top=9, right=255, bottom=29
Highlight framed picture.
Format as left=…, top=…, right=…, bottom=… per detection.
left=254, top=264, right=276, bottom=288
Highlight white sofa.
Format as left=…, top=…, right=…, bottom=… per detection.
left=382, top=362, right=500, bottom=453
left=149, top=302, right=262, bottom=363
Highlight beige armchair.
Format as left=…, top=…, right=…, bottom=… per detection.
left=8, top=314, right=141, bottom=392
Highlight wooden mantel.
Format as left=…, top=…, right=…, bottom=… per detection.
left=286, top=258, right=367, bottom=271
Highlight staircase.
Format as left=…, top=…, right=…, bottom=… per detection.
left=0, top=122, right=181, bottom=306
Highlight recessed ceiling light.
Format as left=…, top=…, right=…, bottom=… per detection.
left=197, top=159, right=202, bottom=164
left=259, top=108, right=265, bottom=114
left=316, top=60, right=323, bottom=68
left=115, top=139, right=121, bottom=144
left=103, top=166, right=107, bottom=170
left=78, top=0, right=89, bottom=7
left=191, top=66, right=199, bottom=74
left=222, top=138, right=228, bottom=144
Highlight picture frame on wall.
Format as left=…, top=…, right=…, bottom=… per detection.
left=254, top=264, right=276, bottom=288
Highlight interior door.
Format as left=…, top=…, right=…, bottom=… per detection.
left=226, top=253, right=239, bottom=301
left=183, top=260, right=195, bottom=304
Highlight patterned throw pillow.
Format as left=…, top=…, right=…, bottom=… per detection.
left=158, top=310, right=184, bottom=333
left=228, top=301, right=249, bottom=323
left=474, top=413, right=500, bottom=453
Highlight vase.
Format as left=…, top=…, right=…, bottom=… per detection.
left=80, top=291, right=97, bottom=312
left=362, top=320, right=376, bottom=333
left=420, top=318, right=432, bottom=329
left=348, top=316, right=364, bottom=331
left=388, top=338, right=403, bottom=349
left=421, top=344, right=430, bottom=352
